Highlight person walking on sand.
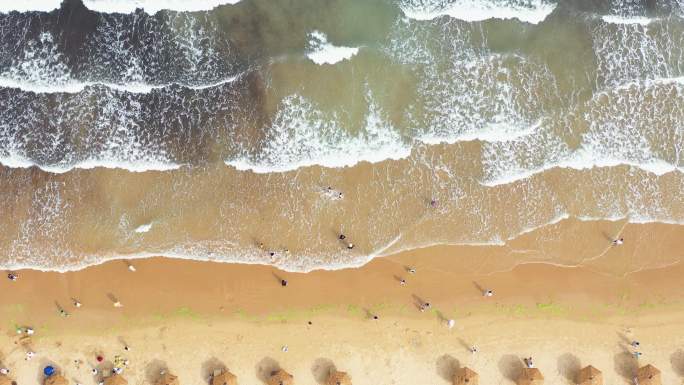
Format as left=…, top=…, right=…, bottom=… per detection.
left=612, top=237, right=624, bottom=246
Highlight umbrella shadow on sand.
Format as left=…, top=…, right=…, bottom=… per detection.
left=498, top=355, right=524, bottom=381
left=311, top=358, right=336, bottom=384
left=436, top=354, right=460, bottom=381
left=557, top=353, right=581, bottom=382
left=201, top=357, right=228, bottom=383
left=614, top=350, right=639, bottom=381
left=671, top=349, right=684, bottom=377
left=256, top=357, right=281, bottom=383
left=145, top=359, right=169, bottom=384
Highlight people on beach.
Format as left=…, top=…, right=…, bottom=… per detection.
left=399, top=279, right=406, bottom=286
left=25, top=351, right=35, bottom=361
left=0, top=368, right=10, bottom=374
left=26, top=327, right=34, bottom=335
left=113, top=301, right=123, bottom=308
left=73, top=299, right=82, bottom=308
left=447, top=319, right=455, bottom=329
left=430, top=199, right=437, bottom=208
left=91, top=368, right=98, bottom=376
left=339, top=234, right=346, bottom=240
left=484, top=289, right=494, bottom=297
left=281, top=345, right=288, bottom=352
left=7, top=272, right=17, bottom=281
left=281, top=279, right=288, bottom=287
left=612, top=237, right=624, bottom=246
left=525, top=357, right=534, bottom=368
left=631, top=340, right=640, bottom=348
left=124, top=345, right=130, bottom=352
left=372, top=315, right=379, bottom=320
left=347, top=243, right=354, bottom=250
left=470, top=346, right=478, bottom=354
left=407, top=267, right=416, bottom=274
left=127, top=263, right=136, bottom=272
left=634, top=351, right=642, bottom=359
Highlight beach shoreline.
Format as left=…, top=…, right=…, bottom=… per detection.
left=1, top=220, right=683, bottom=384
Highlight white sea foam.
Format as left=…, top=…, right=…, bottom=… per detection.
left=0, top=153, right=182, bottom=173
left=134, top=223, right=153, bottom=233
left=400, top=0, right=556, bottom=24
left=0, top=74, right=243, bottom=94
left=0, top=0, right=62, bottom=13
left=0, top=0, right=242, bottom=14
left=601, top=15, right=654, bottom=25
left=226, top=92, right=411, bottom=173
left=306, top=31, right=360, bottom=65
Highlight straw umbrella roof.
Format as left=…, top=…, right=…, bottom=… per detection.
left=104, top=374, right=128, bottom=385
left=636, top=365, right=661, bottom=385
left=267, top=369, right=293, bottom=385
left=577, top=365, right=602, bottom=385
left=45, top=374, right=68, bottom=385
left=0, top=374, right=12, bottom=385
left=326, top=371, right=351, bottom=385
left=156, top=373, right=179, bottom=385
left=453, top=367, right=479, bottom=385
left=212, top=371, right=238, bottom=385
left=517, top=368, right=544, bottom=385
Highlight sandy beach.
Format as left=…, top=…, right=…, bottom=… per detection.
left=1, top=220, right=683, bottom=385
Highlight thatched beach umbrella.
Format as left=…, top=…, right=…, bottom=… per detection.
left=0, top=374, right=13, bottom=385
left=577, top=365, right=602, bottom=385
left=453, top=367, right=479, bottom=385
left=326, top=371, right=351, bottom=385
left=517, top=368, right=544, bottom=385
left=212, top=371, right=237, bottom=385
left=45, top=374, right=68, bottom=385
left=156, top=373, right=179, bottom=385
left=267, top=369, right=293, bottom=385
left=635, top=365, right=661, bottom=385
left=104, top=374, right=128, bottom=385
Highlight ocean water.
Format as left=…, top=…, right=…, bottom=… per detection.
left=0, top=0, right=682, bottom=272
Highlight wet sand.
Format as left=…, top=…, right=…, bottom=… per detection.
left=0, top=221, right=683, bottom=385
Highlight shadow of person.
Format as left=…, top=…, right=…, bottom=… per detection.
left=557, top=353, right=581, bottom=382
left=311, top=358, right=336, bottom=384
left=671, top=349, right=684, bottom=377
left=256, top=357, right=280, bottom=383
left=472, top=282, right=485, bottom=296
left=498, top=355, right=524, bottom=381
left=614, top=351, right=638, bottom=381
left=201, top=357, right=227, bottom=383
left=436, top=354, right=460, bottom=381
left=145, top=359, right=169, bottom=384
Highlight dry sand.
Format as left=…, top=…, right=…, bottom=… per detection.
left=0, top=220, right=683, bottom=385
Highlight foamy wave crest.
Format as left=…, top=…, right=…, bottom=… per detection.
left=0, top=153, right=181, bottom=173
left=226, top=91, right=411, bottom=173
left=480, top=79, right=684, bottom=186
left=601, top=15, right=654, bottom=25
left=0, top=0, right=62, bottom=13
left=306, top=31, right=360, bottom=65
left=399, top=0, right=556, bottom=24
left=0, top=74, right=243, bottom=94
left=0, top=0, right=241, bottom=14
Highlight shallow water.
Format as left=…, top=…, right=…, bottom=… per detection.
left=0, top=0, right=682, bottom=272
